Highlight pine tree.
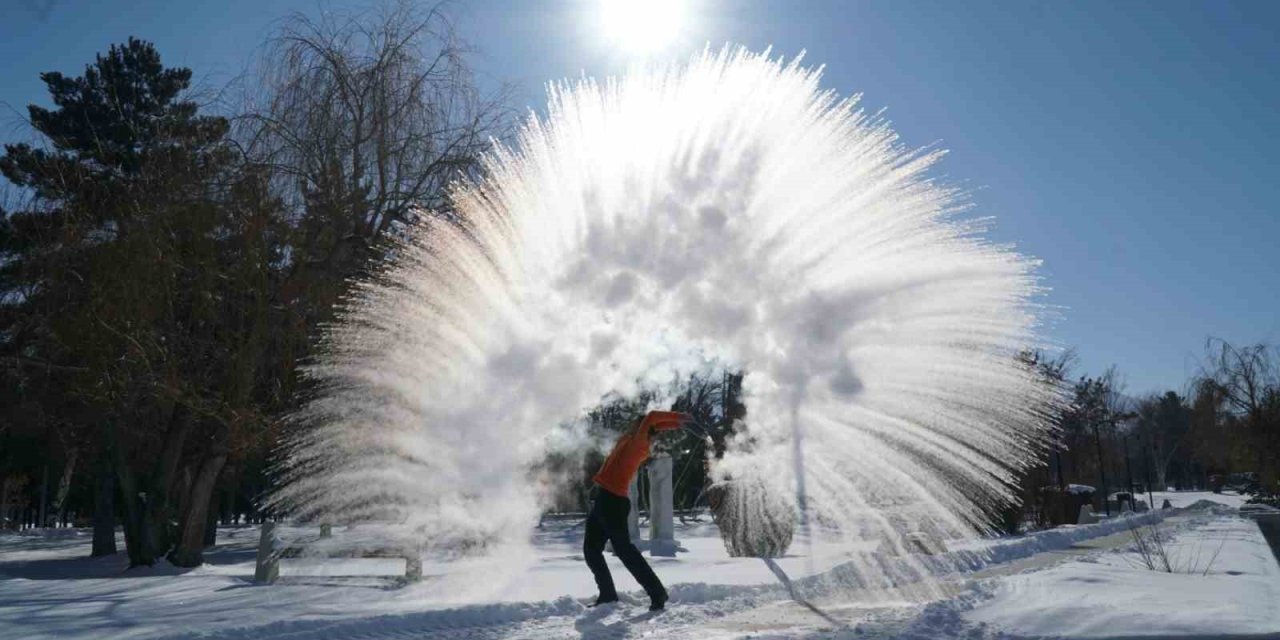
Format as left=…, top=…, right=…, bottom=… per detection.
left=1, top=38, right=285, bottom=567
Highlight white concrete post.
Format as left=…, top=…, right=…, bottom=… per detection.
left=405, top=551, right=422, bottom=582
left=254, top=521, right=279, bottom=584
left=628, top=472, right=646, bottom=550
left=648, top=453, right=678, bottom=556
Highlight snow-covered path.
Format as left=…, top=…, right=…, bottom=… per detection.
left=2, top=492, right=1274, bottom=640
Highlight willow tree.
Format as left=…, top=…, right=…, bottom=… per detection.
left=245, top=0, right=511, bottom=341
left=1197, top=339, right=1280, bottom=495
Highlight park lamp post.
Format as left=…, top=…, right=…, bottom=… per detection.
left=1141, top=431, right=1156, bottom=509
left=1118, top=414, right=1141, bottom=511
left=1121, top=432, right=1135, bottom=510
left=1092, top=419, right=1110, bottom=517
left=1094, top=410, right=1138, bottom=517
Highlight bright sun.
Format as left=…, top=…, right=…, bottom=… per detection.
left=599, top=0, right=686, bottom=56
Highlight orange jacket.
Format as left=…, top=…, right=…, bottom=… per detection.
left=593, top=411, right=686, bottom=498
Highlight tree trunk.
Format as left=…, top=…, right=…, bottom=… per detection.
left=173, top=464, right=194, bottom=548
left=112, top=405, right=198, bottom=567
left=168, top=452, right=227, bottom=567
left=221, top=489, right=233, bottom=525
left=0, top=478, right=9, bottom=530
left=91, top=467, right=117, bottom=557
left=51, top=447, right=79, bottom=524
left=114, top=444, right=154, bottom=566
left=151, top=404, right=194, bottom=555
left=203, top=502, right=218, bottom=548
left=37, top=464, right=48, bottom=527
left=111, top=421, right=159, bottom=566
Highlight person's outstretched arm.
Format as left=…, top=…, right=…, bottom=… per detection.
left=641, top=410, right=691, bottom=433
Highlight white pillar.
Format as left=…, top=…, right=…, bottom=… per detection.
left=628, top=472, right=646, bottom=550
left=254, top=521, right=279, bottom=584
left=648, top=453, right=678, bottom=556
left=404, top=552, right=422, bottom=582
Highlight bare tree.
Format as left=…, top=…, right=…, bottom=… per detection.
left=1196, top=339, right=1280, bottom=495
left=243, top=0, right=512, bottom=324
left=1203, top=339, right=1278, bottom=423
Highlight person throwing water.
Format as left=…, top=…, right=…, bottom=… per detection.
left=585, top=410, right=690, bottom=611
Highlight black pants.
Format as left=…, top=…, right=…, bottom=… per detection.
left=583, top=488, right=665, bottom=600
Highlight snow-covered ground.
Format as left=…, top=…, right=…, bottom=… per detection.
left=0, top=491, right=1273, bottom=639
left=1150, top=488, right=1250, bottom=509
left=966, top=514, right=1279, bottom=638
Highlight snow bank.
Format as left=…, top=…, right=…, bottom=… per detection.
left=661, top=511, right=1173, bottom=609
left=1149, top=490, right=1248, bottom=510
left=964, top=516, right=1280, bottom=638
left=932, top=510, right=1164, bottom=572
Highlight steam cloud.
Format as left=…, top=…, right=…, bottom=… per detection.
left=268, top=48, right=1061, bottom=590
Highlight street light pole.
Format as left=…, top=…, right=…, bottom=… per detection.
left=1094, top=412, right=1138, bottom=518
left=1142, top=433, right=1155, bottom=509
left=1092, top=422, right=1109, bottom=517
left=1122, top=434, right=1136, bottom=511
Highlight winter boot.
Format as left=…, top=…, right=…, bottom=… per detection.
left=649, top=589, right=668, bottom=611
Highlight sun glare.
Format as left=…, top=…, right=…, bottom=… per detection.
left=599, top=0, right=686, bottom=56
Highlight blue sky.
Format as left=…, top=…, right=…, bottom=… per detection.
left=1, top=0, right=1276, bottom=395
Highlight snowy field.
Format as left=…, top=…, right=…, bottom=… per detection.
left=1, top=491, right=1274, bottom=639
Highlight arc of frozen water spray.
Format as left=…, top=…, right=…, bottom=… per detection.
left=267, top=47, right=1065, bottom=593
